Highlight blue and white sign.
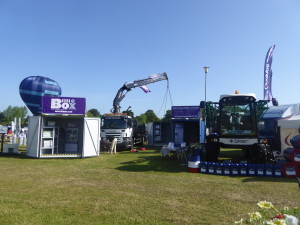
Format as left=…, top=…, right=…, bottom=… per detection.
left=172, top=106, right=200, bottom=119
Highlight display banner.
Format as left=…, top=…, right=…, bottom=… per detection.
left=264, top=45, right=276, bottom=100
left=42, top=96, right=86, bottom=115
left=172, top=106, right=200, bottom=119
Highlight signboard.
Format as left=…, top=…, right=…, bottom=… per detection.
left=42, top=96, right=86, bottom=115
left=172, top=106, right=200, bottom=119
left=0, top=126, right=8, bottom=134
left=263, top=104, right=300, bottom=119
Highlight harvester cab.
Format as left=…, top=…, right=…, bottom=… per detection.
left=201, top=92, right=271, bottom=162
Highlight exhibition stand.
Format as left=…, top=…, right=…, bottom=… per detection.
left=26, top=96, right=100, bottom=158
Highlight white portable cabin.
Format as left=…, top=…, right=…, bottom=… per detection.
left=26, top=96, right=100, bottom=158
left=277, top=113, right=300, bottom=152
left=27, top=116, right=100, bottom=158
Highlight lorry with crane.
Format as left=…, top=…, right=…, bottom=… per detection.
left=100, top=73, right=168, bottom=150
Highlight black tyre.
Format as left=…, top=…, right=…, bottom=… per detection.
left=206, top=142, right=220, bottom=162
left=130, top=137, right=134, bottom=150
left=251, top=144, right=266, bottom=163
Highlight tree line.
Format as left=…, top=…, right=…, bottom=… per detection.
left=0, top=106, right=172, bottom=127
left=0, top=106, right=28, bottom=126
left=87, top=108, right=172, bottom=124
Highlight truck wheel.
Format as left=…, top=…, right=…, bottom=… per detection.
left=143, top=136, right=148, bottom=146
left=130, top=137, right=134, bottom=150
left=141, top=137, right=145, bottom=146
left=242, top=149, right=251, bottom=158
left=100, top=141, right=105, bottom=153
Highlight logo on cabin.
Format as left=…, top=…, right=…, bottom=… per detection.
left=42, top=96, right=86, bottom=115
left=51, top=98, right=76, bottom=110
left=230, top=139, right=248, bottom=144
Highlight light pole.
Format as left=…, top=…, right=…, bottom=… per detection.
left=201, top=66, right=209, bottom=145
left=203, top=66, right=209, bottom=102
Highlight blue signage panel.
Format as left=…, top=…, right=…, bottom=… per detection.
left=42, top=96, right=86, bottom=115
left=172, top=106, right=200, bottom=119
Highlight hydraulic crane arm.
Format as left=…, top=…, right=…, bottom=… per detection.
left=112, top=72, right=168, bottom=113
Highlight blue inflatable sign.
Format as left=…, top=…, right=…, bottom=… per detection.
left=19, top=76, right=62, bottom=115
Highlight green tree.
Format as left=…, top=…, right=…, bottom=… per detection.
left=86, top=108, right=100, bottom=117
left=161, top=109, right=172, bottom=122
left=135, top=113, right=147, bottom=124
left=136, top=110, right=162, bottom=124
left=2, top=106, right=28, bottom=125
left=144, top=110, right=160, bottom=123
left=0, top=112, right=5, bottom=124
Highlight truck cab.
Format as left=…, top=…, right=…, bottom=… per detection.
left=100, top=114, right=134, bottom=150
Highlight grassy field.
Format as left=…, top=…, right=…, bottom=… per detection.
left=0, top=146, right=299, bottom=225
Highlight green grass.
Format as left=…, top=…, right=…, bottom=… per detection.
left=0, top=146, right=299, bottom=225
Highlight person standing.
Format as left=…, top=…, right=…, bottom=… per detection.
left=104, top=138, right=111, bottom=152
left=110, top=138, right=117, bottom=154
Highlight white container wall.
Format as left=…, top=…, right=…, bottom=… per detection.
left=27, top=116, right=100, bottom=158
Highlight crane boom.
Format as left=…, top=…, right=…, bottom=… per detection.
left=112, top=72, right=168, bottom=113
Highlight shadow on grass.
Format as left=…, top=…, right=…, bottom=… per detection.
left=116, top=150, right=299, bottom=184
left=0, top=152, right=29, bottom=159
left=116, top=152, right=188, bottom=173
left=0, top=152, right=87, bottom=160
left=241, top=176, right=298, bottom=183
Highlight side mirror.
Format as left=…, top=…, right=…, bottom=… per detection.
left=272, top=98, right=278, bottom=106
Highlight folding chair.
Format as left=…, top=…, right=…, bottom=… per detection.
left=176, top=142, right=187, bottom=162
left=160, top=142, right=174, bottom=157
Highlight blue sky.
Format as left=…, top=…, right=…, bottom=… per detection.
left=0, top=0, right=299, bottom=117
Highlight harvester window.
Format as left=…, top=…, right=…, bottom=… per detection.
left=241, top=115, right=252, bottom=130
left=220, top=102, right=256, bottom=136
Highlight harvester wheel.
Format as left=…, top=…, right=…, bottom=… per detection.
left=206, top=142, right=220, bottom=162
left=251, top=144, right=266, bottom=163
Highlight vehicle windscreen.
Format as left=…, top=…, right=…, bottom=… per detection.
left=219, top=102, right=256, bottom=136
left=101, top=118, right=128, bottom=129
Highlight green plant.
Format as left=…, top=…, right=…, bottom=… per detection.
left=235, top=201, right=299, bottom=225
left=191, top=142, right=202, bottom=149
left=187, top=142, right=202, bottom=156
